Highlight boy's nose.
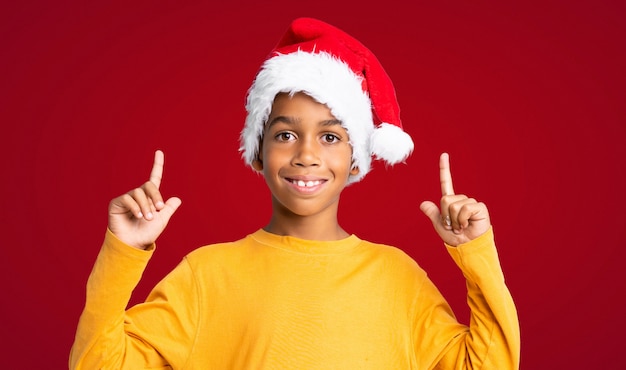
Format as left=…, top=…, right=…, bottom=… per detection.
left=292, top=139, right=321, bottom=167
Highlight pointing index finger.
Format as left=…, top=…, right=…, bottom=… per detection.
left=149, top=150, right=165, bottom=189
left=439, top=152, right=455, bottom=196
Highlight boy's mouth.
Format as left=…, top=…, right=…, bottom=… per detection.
left=286, top=178, right=325, bottom=188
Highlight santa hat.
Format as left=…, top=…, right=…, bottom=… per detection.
left=240, top=17, right=414, bottom=183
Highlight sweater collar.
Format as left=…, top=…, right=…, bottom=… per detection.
left=250, top=228, right=361, bottom=255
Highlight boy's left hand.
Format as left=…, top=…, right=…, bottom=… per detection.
left=419, top=153, right=491, bottom=247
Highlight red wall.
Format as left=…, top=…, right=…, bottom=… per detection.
left=2, top=1, right=625, bottom=368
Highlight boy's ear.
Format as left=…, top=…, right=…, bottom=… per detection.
left=251, top=139, right=264, bottom=171
left=252, top=158, right=263, bottom=171
left=350, top=166, right=360, bottom=176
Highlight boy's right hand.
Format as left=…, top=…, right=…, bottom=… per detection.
left=108, top=150, right=182, bottom=250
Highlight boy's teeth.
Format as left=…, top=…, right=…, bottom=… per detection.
left=293, top=180, right=321, bottom=187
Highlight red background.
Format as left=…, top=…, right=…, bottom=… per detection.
left=2, top=1, right=625, bottom=368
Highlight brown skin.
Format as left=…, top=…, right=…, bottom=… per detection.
left=108, top=150, right=181, bottom=250
left=420, top=153, right=491, bottom=246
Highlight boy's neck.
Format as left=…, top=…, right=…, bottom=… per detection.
left=264, top=204, right=350, bottom=241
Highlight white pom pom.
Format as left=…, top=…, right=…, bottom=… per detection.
left=370, top=123, right=414, bottom=164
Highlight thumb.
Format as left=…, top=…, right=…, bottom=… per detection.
left=159, top=197, right=182, bottom=223
left=419, top=201, right=441, bottom=226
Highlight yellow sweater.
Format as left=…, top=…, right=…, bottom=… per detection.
left=70, top=228, right=519, bottom=369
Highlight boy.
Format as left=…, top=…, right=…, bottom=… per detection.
left=70, top=18, right=519, bottom=369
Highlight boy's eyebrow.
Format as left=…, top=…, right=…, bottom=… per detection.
left=320, top=119, right=343, bottom=126
left=266, top=116, right=297, bottom=128
left=266, top=116, right=343, bottom=128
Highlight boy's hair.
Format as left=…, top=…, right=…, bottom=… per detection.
left=240, top=17, right=414, bottom=183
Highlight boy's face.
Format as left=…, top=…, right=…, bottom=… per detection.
left=254, top=92, right=359, bottom=219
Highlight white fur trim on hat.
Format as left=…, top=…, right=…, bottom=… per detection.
left=370, top=122, right=414, bottom=164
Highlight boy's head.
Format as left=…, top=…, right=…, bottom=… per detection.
left=240, top=17, right=414, bottom=184
left=253, top=91, right=359, bottom=218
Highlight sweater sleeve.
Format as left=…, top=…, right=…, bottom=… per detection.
left=69, top=230, right=200, bottom=370
left=434, top=227, right=520, bottom=369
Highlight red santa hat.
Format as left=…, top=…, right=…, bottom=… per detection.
left=240, top=17, right=414, bottom=183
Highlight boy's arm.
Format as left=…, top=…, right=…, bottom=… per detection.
left=442, top=228, right=519, bottom=369
left=418, top=153, right=520, bottom=369
left=69, top=231, right=200, bottom=369
left=70, top=151, right=185, bottom=369
left=69, top=230, right=158, bottom=369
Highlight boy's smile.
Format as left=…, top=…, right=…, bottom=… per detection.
left=284, top=176, right=326, bottom=194
left=254, top=92, right=359, bottom=232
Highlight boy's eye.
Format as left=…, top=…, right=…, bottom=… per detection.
left=276, top=132, right=295, bottom=141
left=322, top=133, right=340, bottom=143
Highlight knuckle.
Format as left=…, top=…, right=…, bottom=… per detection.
left=440, top=195, right=453, bottom=206
left=128, top=188, right=148, bottom=204
left=449, top=202, right=462, bottom=214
